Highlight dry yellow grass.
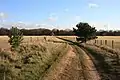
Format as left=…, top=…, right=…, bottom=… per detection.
left=0, top=36, right=74, bottom=49
left=88, top=36, right=120, bottom=50
left=55, top=36, right=120, bottom=50
left=0, top=36, right=69, bottom=80
left=0, top=36, right=10, bottom=49
left=97, top=36, right=120, bottom=42
left=0, top=36, right=120, bottom=50
left=0, top=36, right=55, bottom=49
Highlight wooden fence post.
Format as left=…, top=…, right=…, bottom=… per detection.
left=95, top=40, right=96, bottom=44
left=112, top=40, right=114, bottom=48
left=100, top=40, right=102, bottom=45
left=37, top=37, right=39, bottom=41
left=30, top=37, right=32, bottom=42
left=105, top=40, right=107, bottom=45
left=97, top=40, right=98, bottom=45
left=44, top=37, right=46, bottom=41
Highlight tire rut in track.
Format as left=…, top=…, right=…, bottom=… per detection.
left=43, top=46, right=83, bottom=80
left=43, top=44, right=101, bottom=80
left=43, top=37, right=101, bottom=80
left=83, top=44, right=120, bottom=80
left=72, top=45, right=101, bottom=80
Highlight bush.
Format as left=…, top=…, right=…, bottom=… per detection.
left=8, top=27, right=23, bottom=50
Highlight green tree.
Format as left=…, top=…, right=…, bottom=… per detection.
left=8, top=27, right=23, bottom=50
left=73, top=22, right=97, bottom=43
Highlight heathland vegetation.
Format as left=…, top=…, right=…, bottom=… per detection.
left=0, top=22, right=120, bottom=80
left=0, top=36, right=69, bottom=80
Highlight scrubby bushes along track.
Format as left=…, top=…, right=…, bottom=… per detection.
left=93, top=44, right=120, bottom=64
left=57, top=37, right=101, bottom=80
left=82, top=44, right=120, bottom=80
left=0, top=41, right=69, bottom=80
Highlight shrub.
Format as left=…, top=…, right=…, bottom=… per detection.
left=8, top=27, right=23, bottom=50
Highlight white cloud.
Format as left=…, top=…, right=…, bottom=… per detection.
left=88, top=3, right=99, bottom=8
left=89, top=22, right=107, bottom=30
left=35, top=24, right=40, bottom=26
left=88, top=21, right=120, bottom=30
left=48, top=16, right=58, bottom=22
left=18, top=21, right=24, bottom=24
left=40, top=24, right=46, bottom=26
left=11, top=23, right=24, bottom=29
left=38, top=24, right=55, bottom=29
left=0, top=12, right=5, bottom=17
left=48, top=13, right=58, bottom=22
left=0, top=12, right=7, bottom=19
left=74, top=16, right=81, bottom=21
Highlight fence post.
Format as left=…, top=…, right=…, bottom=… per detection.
left=100, top=40, right=102, bottom=45
left=95, top=40, right=96, bottom=44
left=97, top=40, right=99, bottom=45
left=44, top=37, right=46, bottom=41
left=30, top=37, right=32, bottom=42
left=37, top=37, right=39, bottom=41
left=112, top=40, right=114, bottom=48
left=105, top=40, right=107, bottom=45
left=96, top=40, right=97, bottom=45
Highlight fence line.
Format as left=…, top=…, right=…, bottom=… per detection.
left=22, top=37, right=49, bottom=43
left=89, top=39, right=117, bottom=50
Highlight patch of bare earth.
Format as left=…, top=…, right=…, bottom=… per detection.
left=43, top=46, right=83, bottom=80
left=43, top=45, right=101, bottom=80
left=73, top=45, right=101, bottom=80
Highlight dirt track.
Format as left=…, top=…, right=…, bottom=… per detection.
left=73, top=45, right=101, bottom=80
left=43, top=46, right=83, bottom=80
left=43, top=44, right=101, bottom=80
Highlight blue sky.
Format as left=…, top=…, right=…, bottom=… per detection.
left=0, top=0, right=120, bottom=30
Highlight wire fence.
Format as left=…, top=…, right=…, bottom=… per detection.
left=87, top=39, right=120, bottom=50
left=87, top=39, right=120, bottom=79
left=22, top=36, right=48, bottom=43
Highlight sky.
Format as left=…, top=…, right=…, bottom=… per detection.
left=0, top=0, right=120, bottom=30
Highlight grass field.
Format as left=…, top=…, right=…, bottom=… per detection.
left=56, top=36, right=120, bottom=50
left=0, top=36, right=69, bottom=80
left=0, top=36, right=10, bottom=49
left=91, top=36, right=120, bottom=50
left=0, top=36, right=120, bottom=50
left=0, top=36, right=120, bottom=80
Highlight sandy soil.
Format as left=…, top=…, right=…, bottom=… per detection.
left=43, top=45, right=101, bottom=80
left=43, top=46, right=83, bottom=80
left=74, top=45, right=101, bottom=80
left=0, top=36, right=10, bottom=49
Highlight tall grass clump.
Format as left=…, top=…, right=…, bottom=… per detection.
left=0, top=41, right=69, bottom=80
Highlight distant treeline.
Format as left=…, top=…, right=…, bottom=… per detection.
left=96, top=30, right=120, bottom=36
left=0, top=28, right=74, bottom=36
left=0, top=27, right=120, bottom=36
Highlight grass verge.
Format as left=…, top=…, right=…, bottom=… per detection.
left=0, top=42, right=69, bottom=80
left=83, top=44, right=119, bottom=80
